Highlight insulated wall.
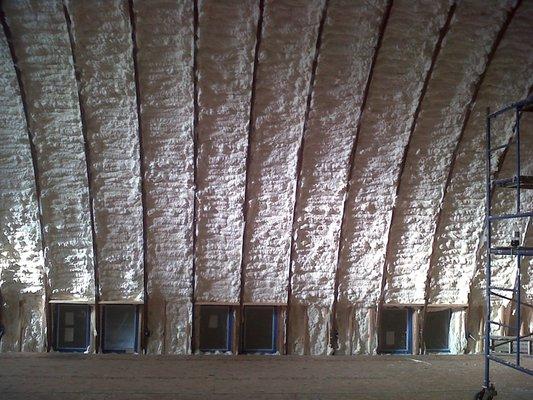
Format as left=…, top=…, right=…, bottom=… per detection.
left=0, top=25, right=45, bottom=352
left=428, top=1, right=533, bottom=307
left=384, top=0, right=511, bottom=307
left=242, top=0, right=325, bottom=305
left=133, top=0, right=195, bottom=354
left=194, top=0, right=258, bottom=304
left=288, top=0, right=387, bottom=355
left=336, top=0, right=451, bottom=308
left=0, top=0, right=531, bottom=355
left=329, top=0, right=452, bottom=355
left=66, top=0, right=144, bottom=302
left=4, top=0, right=95, bottom=301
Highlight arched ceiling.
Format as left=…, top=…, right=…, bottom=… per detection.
left=0, top=0, right=532, bottom=354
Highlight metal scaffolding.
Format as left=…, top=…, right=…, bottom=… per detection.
left=478, top=95, right=533, bottom=399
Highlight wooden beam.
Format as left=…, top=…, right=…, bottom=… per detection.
left=330, top=0, right=393, bottom=355
left=190, top=0, right=200, bottom=354
left=237, top=0, right=265, bottom=354
left=285, top=0, right=329, bottom=356
left=62, top=1, right=101, bottom=353
left=127, top=0, right=149, bottom=352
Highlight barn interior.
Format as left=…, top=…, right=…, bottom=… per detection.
left=0, top=0, right=532, bottom=399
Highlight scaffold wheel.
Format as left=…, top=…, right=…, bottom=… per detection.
left=475, top=384, right=497, bottom=400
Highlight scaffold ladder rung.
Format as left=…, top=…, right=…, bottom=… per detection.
left=489, top=211, right=533, bottom=221
left=492, top=175, right=533, bottom=189
left=490, top=246, right=533, bottom=256
left=488, top=286, right=516, bottom=292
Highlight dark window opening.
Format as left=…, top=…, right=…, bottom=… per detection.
left=378, top=308, right=412, bottom=354
left=102, top=305, right=139, bottom=353
left=198, top=306, right=233, bottom=352
left=54, top=304, right=90, bottom=352
left=243, top=306, right=277, bottom=353
left=424, top=309, right=451, bottom=353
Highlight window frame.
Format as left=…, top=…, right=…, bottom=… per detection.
left=198, top=305, right=234, bottom=353
left=101, top=304, right=140, bottom=354
left=424, top=308, right=452, bottom=354
left=242, top=306, right=278, bottom=354
left=378, top=307, right=413, bottom=355
left=53, top=303, right=91, bottom=353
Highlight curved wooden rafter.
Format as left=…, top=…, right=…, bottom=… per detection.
left=423, top=1, right=522, bottom=312
left=285, top=0, right=329, bottom=355
left=379, top=1, right=457, bottom=311
left=126, top=0, right=149, bottom=352
left=62, top=1, right=101, bottom=351
left=237, top=0, right=265, bottom=353
left=329, top=0, right=393, bottom=354
left=190, top=0, right=200, bottom=354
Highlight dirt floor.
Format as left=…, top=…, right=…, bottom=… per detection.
left=0, top=353, right=532, bottom=400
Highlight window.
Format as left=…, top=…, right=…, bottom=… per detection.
left=424, top=309, right=451, bottom=353
left=102, top=305, right=139, bottom=353
left=243, top=306, right=277, bottom=353
left=54, top=304, right=90, bottom=352
left=378, top=308, right=412, bottom=354
left=198, top=306, right=233, bottom=352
